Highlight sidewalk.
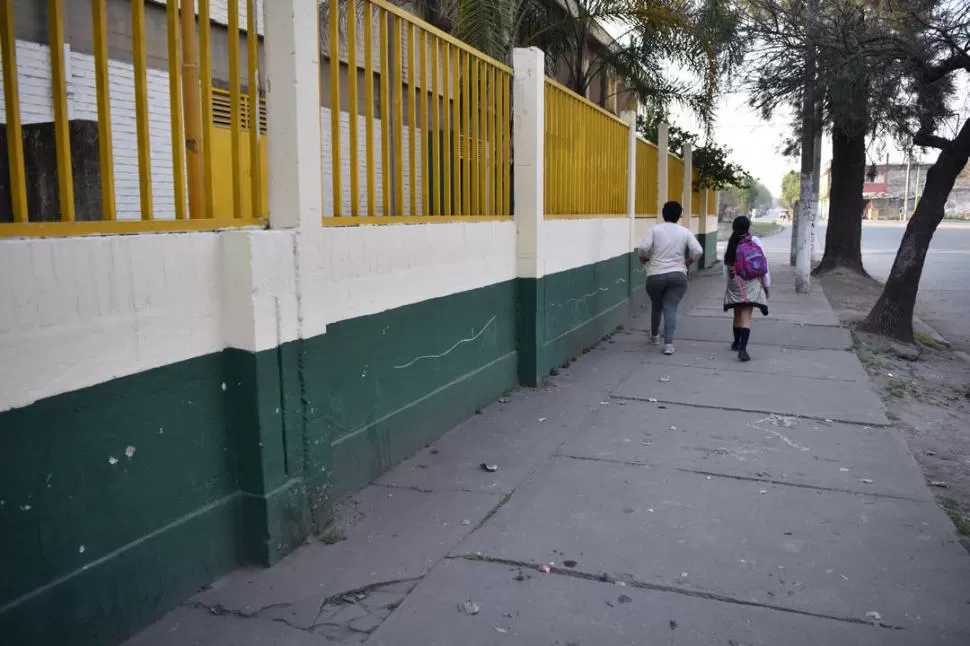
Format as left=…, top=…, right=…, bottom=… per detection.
left=126, top=261, right=970, bottom=646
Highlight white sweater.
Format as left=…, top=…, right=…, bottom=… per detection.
left=637, top=222, right=704, bottom=276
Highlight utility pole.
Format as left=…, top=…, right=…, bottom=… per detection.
left=794, top=0, right=818, bottom=293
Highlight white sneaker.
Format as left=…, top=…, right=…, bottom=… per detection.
left=663, top=344, right=675, bottom=355
left=650, top=335, right=661, bottom=345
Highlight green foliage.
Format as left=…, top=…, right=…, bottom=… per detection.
left=721, top=179, right=772, bottom=217
left=780, top=171, right=800, bottom=209
left=637, top=113, right=751, bottom=190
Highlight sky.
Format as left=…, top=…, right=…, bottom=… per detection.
left=669, top=92, right=803, bottom=198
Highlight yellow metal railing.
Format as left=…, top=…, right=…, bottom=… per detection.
left=0, top=0, right=264, bottom=237
left=634, top=137, right=658, bottom=217
left=668, top=154, right=685, bottom=210
left=544, top=79, right=627, bottom=218
left=322, top=0, right=512, bottom=224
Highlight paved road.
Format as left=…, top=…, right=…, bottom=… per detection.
left=745, top=220, right=970, bottom=350
left=854, top=221, right=970, bottom=350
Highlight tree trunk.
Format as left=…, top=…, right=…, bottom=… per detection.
left=859, top=120, right=970, bottom=341
left=814, top=126, right=866, bottom=274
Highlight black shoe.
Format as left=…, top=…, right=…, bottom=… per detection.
left=738, top=349, right=751, bottom=362
left=731, top=341, right=740, bottom=351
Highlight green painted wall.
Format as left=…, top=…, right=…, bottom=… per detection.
left=517, top=254, right=633, bottom=384
left=697, top=231, right=718, bottom=269
left=1, top=261, right=636, bottom=646
left=629, top=252, right=647, bottom=306
left=0, top=353, right=243, bottom=646
left=540, top=254, right=630, bottom=375
left=303, top=280, right=519, bottom=500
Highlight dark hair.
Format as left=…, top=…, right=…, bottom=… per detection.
left=661, top=201, right=683, bottom=223
left=724, top=216, right=751, bottom=265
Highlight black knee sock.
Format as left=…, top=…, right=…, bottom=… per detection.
left=739, top=328, right=751, bottom=350
left=733, top=327, right=741, bottom=344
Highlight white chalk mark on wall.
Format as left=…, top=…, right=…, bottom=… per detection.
left=548, top=287, right=611, bottom=309
left=393, top=315, right=497, bottom=369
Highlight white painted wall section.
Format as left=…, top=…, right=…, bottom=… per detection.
left=0, top=233, right=225, bottom=412
left=299, top=221, right=517, bottom=338
left=541, top=218, right=630, bottom=276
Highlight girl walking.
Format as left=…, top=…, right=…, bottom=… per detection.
left=723, top=216, right=770, bottom=362
left=637, top=201, right=704, bottom=355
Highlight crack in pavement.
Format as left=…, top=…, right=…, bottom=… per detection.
left=555, top=453, right=927, bottom=501
left=449, top=554, right=907, bottom=632
left=675, top=468, right=929, bottom=502
left=610, top=395, right=891, bottom=428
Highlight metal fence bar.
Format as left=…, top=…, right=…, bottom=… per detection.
left=0, top=2, right=27, bottom=223
left=392, top=15, right=404, bottom=215
left=247, top=0, right=262, bottom=220
left=93, top=0, right=117, bottom=220
left=430, top=37, right=441, bottom=215
left=134, top=0, right=157, bottom=220
left=407, top=22, right=417, bottom=217
left=419, top=29, right=429, bottom=216
left=49, top=0, right=75, bottom=222
left=166, top=0, right=186, bottom=220
left=347, top=0, right=360, bottom=216
left=379, top=10, right=391, bottom=214
left=199, top=0, right=216, bottom=219
left=364, top=2, right=376, bottom=215
left=327, top=0, right=341, bottom=217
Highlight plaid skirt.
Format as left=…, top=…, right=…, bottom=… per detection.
left=723, top=273, right=769, bottom=316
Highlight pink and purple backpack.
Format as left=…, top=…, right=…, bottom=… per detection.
left=733, top=235, right=768, bottom=281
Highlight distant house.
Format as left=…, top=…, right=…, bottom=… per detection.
left=819, top=159, right=970, bottom=221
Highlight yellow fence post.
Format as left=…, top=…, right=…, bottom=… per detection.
left=165, top=0, right=187, bottom=220
left=132, top=0, right=153, bottom=220
left=199, top=0, right=215, bottom=219
left=247, top=0, right=262, bottom=220
left=92, top=0, right=117, bottom=220
left=181, top=0, right=204, bottom=219
left=0, top=2, right=27, bottom=223
left=229, top=0, right=244, bottom=218
left=347, top=0, right=359, bottom=216
left=364, top=1, right=376, bottom=215
left=48, top=0, right=75, bottom=222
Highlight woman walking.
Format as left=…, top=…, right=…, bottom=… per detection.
left=723, top=216, right=770, bottom=362
left=637, top=201, right=704, bottom=355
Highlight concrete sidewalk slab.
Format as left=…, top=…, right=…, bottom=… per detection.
left=633, top=315, right=854, bottom=350
left=188, top=486, right=501, bottom=629
left=557, top=401, right=931, bottom=501
left=454, top=457, right=970, bottom=640
left=367, top=558, right=911, bottom=646
left=613, top=336, right=871, bottom=382
left=123, top=606, right=330, bottom=646
left=376, top=383, right=606, bottom=494
left=613, top=363, right=889, bottom=426
left=687, top=302, right=842, bottom=326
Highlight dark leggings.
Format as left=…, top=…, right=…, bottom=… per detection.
left=645, top=272, right=688, bottom=343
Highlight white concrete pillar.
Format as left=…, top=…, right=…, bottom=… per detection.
left=622, top=110, right=637, bottom=261
left=657, top=123, right=669, bottom=223
left=265, top=0, right=322, bottom=230
left=513, top=48, right=545, bottom=279
left=682, top=142, right=693, bottom=232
